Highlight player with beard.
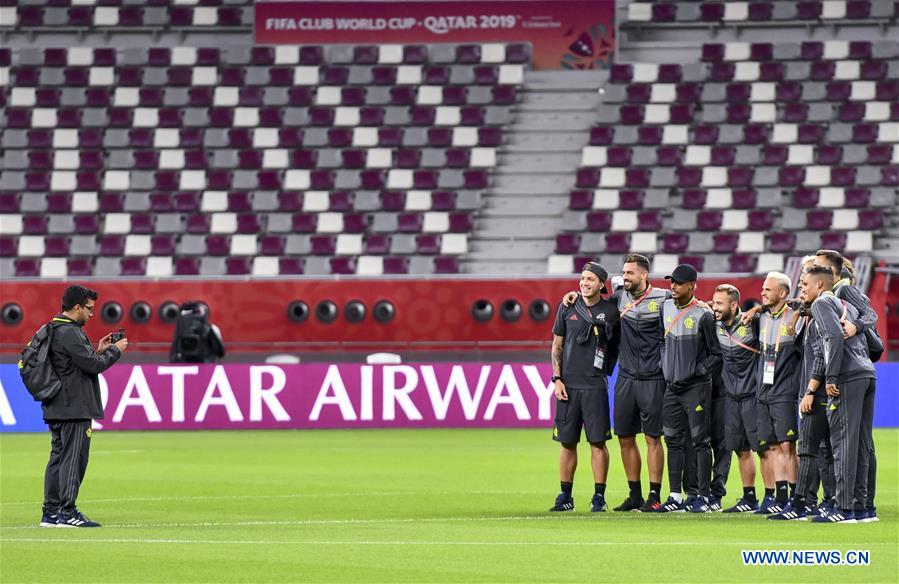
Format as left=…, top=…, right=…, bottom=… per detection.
left=563, top=254, right=670, bottom=512
left=711, top=284, right=771, bottom=513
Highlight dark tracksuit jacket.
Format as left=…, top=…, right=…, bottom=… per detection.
left=612, top=286, right=670, bottom=381
left=756, top=304, right=803, bottom=405
left=715, top=311, right=760, bottom=401
left=832, top=279, right=878, bottom=335
left=660, top=298, right=722, bottom=498
left=811, top=292, right=876, bottom=511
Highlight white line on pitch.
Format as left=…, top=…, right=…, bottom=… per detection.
left=0, top=513, right=838, bottom=531
left=0, top=490, right=545, bottom=507
left=4, top=538, right=893, bottom=547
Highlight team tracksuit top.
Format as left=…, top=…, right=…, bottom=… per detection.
left=810, top=292, right=876, bottom=386
left=715, top=309, right=761, bottom=400
left=660, top=297, right=722, bottom=390
left=612, top=286, right=671, bottom=381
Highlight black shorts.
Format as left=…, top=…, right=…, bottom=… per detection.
left=725, top=396, right=763, bottom=452
left=553, top=388, right=612, bottom=444
left=757, top=400, right=798, bottom=445
left=613, top=376, right=665, bottom=438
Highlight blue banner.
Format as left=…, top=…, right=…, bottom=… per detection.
left=1, top=363, right=897, bottom=433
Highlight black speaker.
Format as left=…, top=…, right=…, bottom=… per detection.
left=1, top=303, right=23, bottom=326
left=130, top=301, right=152, bottom=323
left=315, top=300, right=338, bottom=323
left=373, top=300, right=395, bottom=323
left=528, top=299, right=551, bottom=321
left=345, top=300, right=366, bottom=323
left=500, top=299, right=522, bottom=322
left=287, top=300, right=310, bottom=323
left=101, top=301, right=123, bottom=324
left=471, top=299, right=494, bottom=322
left=158, top=301, right=181, bottom=323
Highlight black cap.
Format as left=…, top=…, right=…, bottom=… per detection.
left=665, top=264, right=698, bottom=284
left=581, top=262, right=609, bottom=293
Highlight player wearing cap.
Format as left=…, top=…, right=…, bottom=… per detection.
left=654, top=264, right=722, bottom=513
left=548, top=263, right=621, bottom=513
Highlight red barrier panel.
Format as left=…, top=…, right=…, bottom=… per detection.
left=1, top=277, right=778, bottom=354
left=255, top=0, right=616, bottom=70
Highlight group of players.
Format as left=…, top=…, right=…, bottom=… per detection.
left=548, top=251, right=880, bottom=523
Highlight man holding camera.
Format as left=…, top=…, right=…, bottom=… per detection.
left=40, top=285, right=128, bottom=528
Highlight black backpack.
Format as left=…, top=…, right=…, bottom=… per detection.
left=864, top=327, right=884, bottom=363
left=170, top=305, right=212, bottom=363
left=19, top=322, right=63, bottom=402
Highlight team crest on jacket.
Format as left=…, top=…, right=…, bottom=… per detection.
left=738, top=326, right=748, bottom=337
left=684, top=317, right=695, bottom=329
left=647, top=300, right=659, bottom=312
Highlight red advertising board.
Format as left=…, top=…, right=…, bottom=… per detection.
left=255, top=0, right=616, bottom=70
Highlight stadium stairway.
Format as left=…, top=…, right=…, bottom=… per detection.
left=463, top=69, right=605, bottom=275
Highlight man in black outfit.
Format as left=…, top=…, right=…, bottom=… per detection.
left=549, top=263, right=620, bottom=513
left=654, top=264, right=722, bottom=513
left=40, top=285, right=128, bottom=528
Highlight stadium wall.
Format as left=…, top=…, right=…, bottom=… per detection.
left=0, top=275, right=890, bottom=355
left=1, top=362, right=897, bottom=433
left=0, top=276, right=818, bottom=355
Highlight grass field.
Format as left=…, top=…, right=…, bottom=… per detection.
left=1, top=428, right=896, bottom=583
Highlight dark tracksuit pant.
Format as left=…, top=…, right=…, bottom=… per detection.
left=796, top=395, right=836, bottom=504
left=663, top=380, right=712, bottom=498
left=43, top=419, right=92, bottom=516
left=826, top=378, right=876, bottom=511
left=710, top=394, right=731, bottom=500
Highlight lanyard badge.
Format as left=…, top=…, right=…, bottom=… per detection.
left=761, top=306, right=789, bottom=385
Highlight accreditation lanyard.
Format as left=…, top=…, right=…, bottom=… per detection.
left=722, top=328, right=760, bottom=354
left=619, top=287, right=653, bottom=319
left=663, top=298, right=697, bottom=337
left=762, top=305, right=790, bottom=355
left=761, top=305, right=790, bottom=384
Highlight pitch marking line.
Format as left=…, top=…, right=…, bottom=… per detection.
left=0, top=490, right=545, bottom=507
left=3, top=538, right=895, bottom=547
left=0, top=513, right=878, bottom=531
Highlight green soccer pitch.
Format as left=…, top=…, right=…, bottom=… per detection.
left=1, top=429, right=896, bottom=583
